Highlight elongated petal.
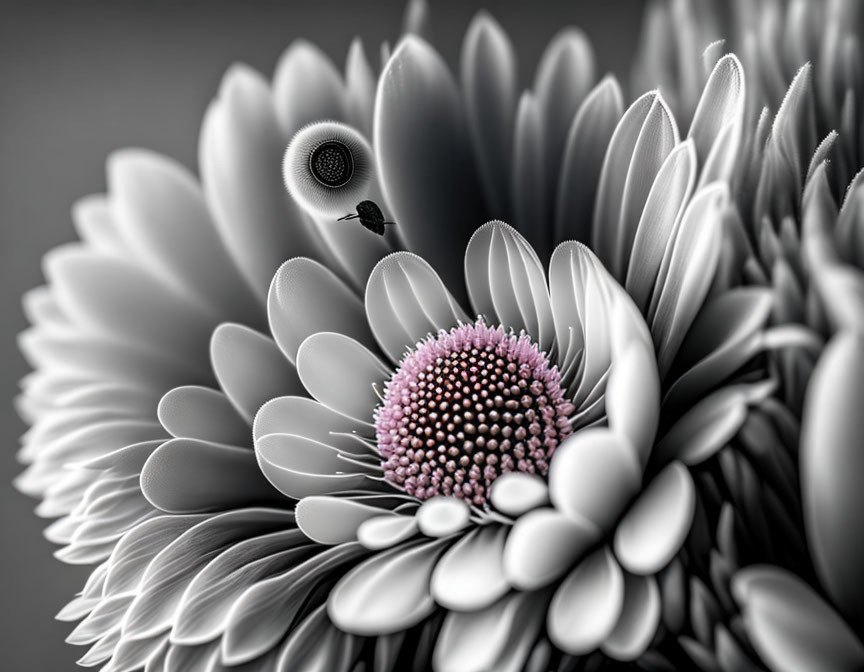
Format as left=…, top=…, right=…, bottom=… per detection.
left=328, top=539, right=448, bottom=635
left=601, top=573, right=661, bottom=661
left=688, top=55, right=745, bottom=169
left=614, top=462, right=695, bottom=575
left=435, top=591, right=546, bottom=672
left=548, top=547, right=625, bottom=655
left=141, top=439, right=276, bottom=514
left=431, top=524, right=509, bottom=611
left=800, top=333, right=864, bottom=626
left=268, top=258, right=373, bottom=365
left=273, top=41, right=344, bottom=137
left=157, top=386, right=249, bottom=446
left=211, top=324, right=303, bottom=423
left=555, top=76, right=624, bottom=245
left=734, top=567, right=864, bottom=672
left=366, top=252, right=468, bottom=364
left=461, top=11, right=517, bottom=217
left=253, top=396, right=367, bottom=453
left=465, top=221, right=554, bottom=351
left=296, top=496, right=388, bottom=545
left=296, top=332, right=390, bottom=423
left=375, top=37, right=487, bottom=294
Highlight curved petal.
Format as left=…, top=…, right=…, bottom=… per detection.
left=614, top=462, right=695, bottom=575
left=375, top=37, right=486, bottom=295
left=211, top=323, right=303, bottom=423
left=464, top=221, right=555, bottom=351
left=733, top=567, right=864, bottom=672
left=296, top=496, right=389, bottom=545
left=555, top=76, right=624, bottom=245
left=592, top=91, right=679, bottom=281
left=549, top=428, right=641, bottom=531
left=434, top=591, right=546, bottom=672
left=688, top=54, right=745, bottom=171
left=328, top=538, right=448, bottom=635
left=547, top=547, right=625, bottom=655
left=460, top=11, right=517, bottom=217
left=365, top=252, right=468, bottom=364
left=801, top=333, right=864, bottom=626
left=601, top=573, right=661, bottom=661
left=157, top=386, right=249, bottom=446
left=253, top=396, right=368, bottom=453
left=503, top=508, right=600, bottom=590
left=268, top=258, right=374, bottom=365
left=141, top=438, right=277, bottom=514
left=108, top=149, right=260, bottom=325
left=357, top=515, right=418, bottom=551
left=489, top=472, right=549, bottom=517
left=416, top=497, right=471, bottom=538
left=295, top=332, right=390, bottom=423
left=431, top=525, right=509, bottom=611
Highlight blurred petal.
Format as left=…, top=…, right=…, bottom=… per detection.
left=601, top=573, right=661, bottom=661
left=296, top=496, right=389, bottom=545
left=489, top=472, right=549, bottom=517
left=431, top=524, right=509, bottom=611
left=416, top=497, right=471, bottom=537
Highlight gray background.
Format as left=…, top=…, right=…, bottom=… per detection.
left=0, top=1, right=644, bottom=668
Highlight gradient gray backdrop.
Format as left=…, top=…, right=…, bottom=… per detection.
left=0, top=1, right=645, bottom=668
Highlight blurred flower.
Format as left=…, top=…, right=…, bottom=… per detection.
left=16, top=0, right=854, bottom=670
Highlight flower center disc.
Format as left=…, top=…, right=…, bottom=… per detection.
left=376, top=322, right=574, bottom=506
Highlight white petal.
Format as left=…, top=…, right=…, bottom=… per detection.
left=375, top=37, right=487, bottom=293
left=654, top=381, right=776, bottom=465
left=199, top=65, right=320, bottom=299
left=464, top=221, right=555, bottom=351
left=605, top=338, right=660, bottom=465
left=296, top=332, right=390, bottom=423
left=141, top=438, right=276, bottom=514
left=296, top=496, right=389, bottom=545
left=108, top=149, right=260, bottom=325
left=614, top=462, right=695, bottom=575
left=157, top=386, right=249, bottom=446
left=801, top=333, right=864, bottom=625
left=601, top=573, right=661, bottom=661
left=273, top=41, right=344, bottom=136
left=489, top=472, right=549, bottom=517
left=511, top=92, right=549, bottom=255
left=555, top=76, right=624, bottom=244
left=253, top=396, right=368, bottom=454
left=255, top=433, right=378, bottom=500
left=431, top=525, right=509, bottom=611
left=503, top=508, right=600, bottom=590
left=328, top=539, right=447, bottom=635
left=345, top=38, right=376, bottom=137
left=650, top=183, right=727, bottom=376
left=625, top=140, right=697, bottom=313
left=211, top=323, right=303, bottom=423
left=733, top=567, right=864, bottom=672
left=434, top=591, right=545, bottom=672
left=547, top=547, right=625, bottom=655
left=267, top=257, right=373, bottom=365
left=72, top=195, right=129, bottom=258
left=357, top=515, right=418, bottom=550
left=365, top=252, right=468, bottom=364
left=45, top=246, right=216, bottom=366
left=416, top=496, right=470, bottom=537
left=688, top=55, right=745, bottom=169
left=592, top=91, right=679, bottom=282
left=549, top=428, right=641, bottom=531
left=461, top=11, right=517, bottom=216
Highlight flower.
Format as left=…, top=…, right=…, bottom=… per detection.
left=15, top=1, right=846, bottom=670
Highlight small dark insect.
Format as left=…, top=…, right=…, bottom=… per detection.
left=337, top=200, right=396, bottom=236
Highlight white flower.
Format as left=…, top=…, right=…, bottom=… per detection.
left=14, top=2, right=818, bottom=670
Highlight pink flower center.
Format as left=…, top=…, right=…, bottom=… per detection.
left=375, top=321, right=574, bottom=506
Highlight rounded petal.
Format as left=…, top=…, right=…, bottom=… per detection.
left=296, top=496, right=389, bottom=545
left=357, top=515, right=418, bottom=551
left=268, top=257, right=373, bottom=365
left=547, top=547, right=625, bottom=655
left=734, top=567, right=864, bottom=672
left=503, top=508, right=600, bottom=590
left=801, top=333, right=864, bottom=625
left=489, top=472, right=549, bottom=517
left=614, top=462, right=695, bottom=575
left=296, top=332, right=390, bottom=423
left=365, top=252, right=468, bottom=364
left=157, top=386, right=249, bottom=446
left=416, top=496, right=471, bottom=538
left=431, top=525, right=509, bottom=611
left=601, top=573, right=661, bottom=661
left=549, top=428, right=641, bottom=530
left=328, top=539, right=448, bottom=635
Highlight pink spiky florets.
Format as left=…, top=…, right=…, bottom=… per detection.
left=375, top=321, right=575, bottom=506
